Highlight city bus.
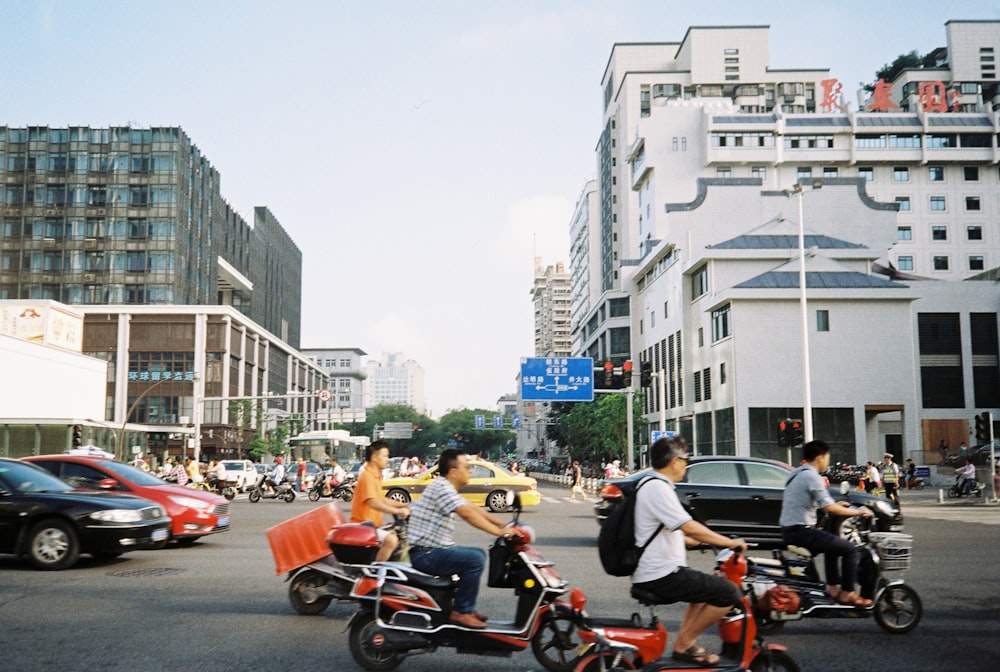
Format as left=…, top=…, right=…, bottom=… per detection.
left=287, top=429, right=366, bottom=466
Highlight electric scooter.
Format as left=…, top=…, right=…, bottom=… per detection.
left=745, top=515, right=922, bottom=635
left=342, top=494, right=584, bottom=672
left=569, top=548, right=799, bottom=672
left=307, top=472, right=355, bottom=502
left=248, top=474, right=296, bottom=503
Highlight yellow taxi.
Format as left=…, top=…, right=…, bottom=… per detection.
left=381, top=458, right=541, bottom=511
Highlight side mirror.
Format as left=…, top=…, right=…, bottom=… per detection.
left=99, top=478, right=119, bottom=490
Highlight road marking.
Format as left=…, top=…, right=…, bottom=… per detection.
left=905, top=504, right=1000, bottom=526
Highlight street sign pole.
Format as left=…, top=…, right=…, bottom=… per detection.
left=627, top=386, right=634, bottom=472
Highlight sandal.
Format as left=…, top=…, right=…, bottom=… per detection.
left=835, top=592, right=873, bottom=608
left=672, top=646, right=720, bottom=665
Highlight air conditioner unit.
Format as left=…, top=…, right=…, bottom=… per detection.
left=41, top=274, right=55, bottom=282
left=45, top=208, right=57, bottom=215
left=43, top=237, right=56, bottom=247
left=84, top=238, right=97, bottom=248
left=97, top=209, right=106, bottom=216
left=83, top=273, right=96, bottom=282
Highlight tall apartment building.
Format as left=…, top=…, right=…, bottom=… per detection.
left=363, top=352, right=428, bottom=415
left=0, top=125, right=302, bottom=347
left=531, top=258, right=572, bottom=357
left=302, top=347, right=368, bottom=420
left=571, top=21, right=1000, bottom=464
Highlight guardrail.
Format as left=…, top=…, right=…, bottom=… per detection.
left=527, top=471, right=603, bottom=493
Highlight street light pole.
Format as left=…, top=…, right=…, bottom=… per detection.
left=787, top=181, right=821, bottom=443
left=116, top=376, right=173, bottom=462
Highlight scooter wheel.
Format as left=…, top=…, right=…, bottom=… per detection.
left=284, top=490, right=296, bottom=503
left=875, top=583, right=922, bottom=634
left=531, top=610, right=584, bottom=672
left=248, top=489, right=261, bottom=503
left=340, top=489, right=354, bottom=503
left=750, top=649, right=801, bottom=672
left=222, top=487, right=236, bottom=501
left=289, top=569, right=332, bottom=615
left=349, top=611, right=403, bottom=671
left=308, top=489, right=320, bottom=502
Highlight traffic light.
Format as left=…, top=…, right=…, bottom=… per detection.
left=777, top=419, right=790, bottom=448
left=790, top=419, right=804, bottom=447
left=975, top=412, right=992, bottom=443
left=603, top=361, right=614, bottom=388
left=621, top=361, right=633, bottom=387
left=72, top=424, right=83, bottom=447
left=640, top=361, right=653, bottom=388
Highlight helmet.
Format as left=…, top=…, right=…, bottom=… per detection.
left=762, top=585, right=800, bottom=614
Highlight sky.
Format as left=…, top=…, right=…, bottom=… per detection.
left=3, top=0, right=998, bottom=417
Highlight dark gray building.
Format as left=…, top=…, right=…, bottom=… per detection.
left=0, top=125, right=301, bottom=347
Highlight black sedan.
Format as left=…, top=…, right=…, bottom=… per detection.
left=594, top=456, right=903, bottom=545
left=0, top=458, right=171, bottom=570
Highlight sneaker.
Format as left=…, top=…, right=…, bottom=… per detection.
left=449, top=611, right=487, bottom=629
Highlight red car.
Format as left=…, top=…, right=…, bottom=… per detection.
left=25, top=455, right=230, bottom=544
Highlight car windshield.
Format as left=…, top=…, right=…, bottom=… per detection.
left=91, top=458, right=173, bottom=486
left=223, top=463, right=244, bottom=472
left=0, top=461, right=74, bottom=494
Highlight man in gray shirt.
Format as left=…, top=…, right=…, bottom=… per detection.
left=780, top=440, right=873, bottom=607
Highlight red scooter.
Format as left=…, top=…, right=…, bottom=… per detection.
left=569, top=548, right=799, bottom=672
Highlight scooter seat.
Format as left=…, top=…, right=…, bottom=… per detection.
left=381, top=563, right=458, bottom=590
left=630, top=586, right=678, bottom=606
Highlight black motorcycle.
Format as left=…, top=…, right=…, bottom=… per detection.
left=947, top=474, right=984, bottom=498
left=307, top=472, right=355, bottom=502
left=248, top=474, right=296, bottom=503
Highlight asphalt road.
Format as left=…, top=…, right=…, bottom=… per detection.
left=1, top=483, right=998, bottom=671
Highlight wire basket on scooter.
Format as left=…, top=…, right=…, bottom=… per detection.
left=868, top=532, right=913, bottom=571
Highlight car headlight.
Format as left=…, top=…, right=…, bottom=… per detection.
left=167, top=495, right=212, bottom=510
left=91, top=509, right=144, bottom=523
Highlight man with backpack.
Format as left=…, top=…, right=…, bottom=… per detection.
left=632, top=436, right=747, bottom=666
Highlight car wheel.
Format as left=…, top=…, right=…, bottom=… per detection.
left=27, top=518, right=80, bottom=570
left=487, top=490, right=510, bottom=513
left=386, top=489, right=410, bottom=505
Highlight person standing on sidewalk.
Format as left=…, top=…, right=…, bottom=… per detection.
left=569, top=460, right=587, bottom=501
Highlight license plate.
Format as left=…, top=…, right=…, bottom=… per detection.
left=152, top=529, right=169, bottom=542
left=218, top=516, right=230, bottom=528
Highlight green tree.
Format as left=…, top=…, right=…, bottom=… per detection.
left=551, top=392, right=644, bottom=466
left=434, top=409, right=514, bottom=462
left=353, top=403, right=437, bottom=461
left=865, top=50, right=924, bottom=92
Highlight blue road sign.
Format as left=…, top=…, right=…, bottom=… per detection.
left=475, top=414, right=485, bottom=429
left=493, top=414, right=504, bottom=429
left=650, top=430, right=677, bottom=443
left=520, top=357, right=594, bottom=402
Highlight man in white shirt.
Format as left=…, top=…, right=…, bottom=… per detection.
left=632, top=436, right=747, bottom=666
left=956, top=459, right=977, bottom=495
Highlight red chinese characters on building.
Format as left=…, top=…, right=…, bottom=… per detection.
left=866, top=78, right=900, bottom=112
left=819, top=78, right=843, bottom=112
left=918, top=82, right=949, bottom=112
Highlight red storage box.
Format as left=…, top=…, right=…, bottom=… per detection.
left=327, top=523, right=379, bottom=565
left=266, top=503, right=345, bottom=575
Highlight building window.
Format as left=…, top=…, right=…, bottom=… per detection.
left=796, top=166, right=812, bottom=179
left=893, top=167, right=910, bottom=182
left=964, top=166, right=979, bottom=181
left=895, top=196, right=910, bottom=212
left=930, top=196, right=946, bottom=211
left=965, top=196, right=981, bottom=211
left=751, top=165, right=767, bottom=181
left=933, top=256, right=950, bottom=271
left=716, top=167, right=732, bottom=178
left=711, top=304, right=731, bottom=342
left=720, top=362, right=726, bottom=385
left=931, top=226, right=948, bottom=241
left=681, top=138, right=687, bottom=151
left=928, top=165, right=944, bottom=181
left=698, top=327, right=704, bottom=347
left=858, top=166, right=874, bottom=181
left=823, top=167, right=838, bottom=177
left=663, top=301, right=668, bottom=318
left=816, top=309, right=830, bottom=332
left=672, top=137, right=678, bottom=151
left=692, top=264, right=708, bottom=299
left=649, top=309, right=655, bottom=328
left=898, top=256, right=914, bottom=271
left=694, top=370, right=702, bottom=402
left=898, top=226, right=912, bottom=241
left=967, top=225, right=983, bottom=240
left=970, top=255, right=985, bottom=271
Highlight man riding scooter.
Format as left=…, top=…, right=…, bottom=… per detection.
left=266, top=457, right=286, bottom=494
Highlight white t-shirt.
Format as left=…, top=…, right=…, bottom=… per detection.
left=632, top=473, right=693, bottom=584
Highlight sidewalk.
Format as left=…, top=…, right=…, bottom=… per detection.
left=896, top=483, right=1000, bottom=507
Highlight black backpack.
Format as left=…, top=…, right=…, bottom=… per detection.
left=597, top=476, right=664, bottom=577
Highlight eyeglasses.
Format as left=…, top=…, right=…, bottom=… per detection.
left=674, top=455, right=689, bottom=464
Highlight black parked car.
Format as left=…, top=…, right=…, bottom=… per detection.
left=593, top=456, right=903, bottom=546
left=0, top=458, right=171, bottom=570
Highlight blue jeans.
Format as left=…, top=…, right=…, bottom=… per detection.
left=409, top=545, right=486, bottom=614
left=782, top=526, right=860, bottom=592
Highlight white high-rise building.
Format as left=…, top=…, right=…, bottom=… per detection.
left=363, top=352, right=427, bottom=415
left=570, top=21, right=1000, bottom=465
left=532, top=258, right=572, bottom=358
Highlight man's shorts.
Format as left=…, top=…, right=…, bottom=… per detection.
left=374, top=526, right=390, bottom=543
left=634, top=566, right=741, bottom=608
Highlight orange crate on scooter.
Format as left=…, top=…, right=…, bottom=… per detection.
left=266, top=503, right=345, bottom=575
